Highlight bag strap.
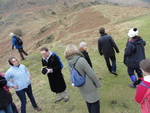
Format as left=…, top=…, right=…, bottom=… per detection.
left=140, top=82, right=150, bottom=89
left=73, top=57, right=81, bottom=68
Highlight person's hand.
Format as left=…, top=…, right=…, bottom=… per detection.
left=28, top=76, right=32, bottom=79
left=46, top=68, right=51, bottom=74
left=13, top=85, right=18, bottom=89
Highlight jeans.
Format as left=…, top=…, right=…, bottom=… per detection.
left=16, top=84, right=38, bottom=113
left=18, top=48, right=28, bottom=60
left=0, top=104, right=13, bottom=113
left=86, top=100, right=100, bottom=113
left=104, top=56, right=116, bottom=72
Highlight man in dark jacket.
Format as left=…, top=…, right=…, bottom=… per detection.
left=98, top=27, right=119, bottom=75
left=40, top=47, right=69, bottom=103
left=124, top=28, right=146, bottom=88
left=10, top=33, right=28, bottom=60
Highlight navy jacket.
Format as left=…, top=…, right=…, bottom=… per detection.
left=12, top=36, right=23, bottom=49
left=124, top=38, right=146, bottom=68
left=98, top=33, right=119, bottom=57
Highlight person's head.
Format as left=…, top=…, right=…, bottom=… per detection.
left=79, top=41, right=87, bottom=51
left=140, top=59, right=150, bottom=75
left=99, top=27, right=105, bottom=34
left=8, top=57, right=19, bottom=66
left=40, top=47, right=49, bottom=58
left=128, top=28, right=139, bottom=38
left=64, top=44, right=80, bottom=58
left=10, top=33, right=14, bottom=37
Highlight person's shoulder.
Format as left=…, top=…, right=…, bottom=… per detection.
left=20, top=64, right=26, bottom=68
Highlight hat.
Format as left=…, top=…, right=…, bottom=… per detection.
left=41, top=68, right=47, bottom=75
left=128, top=28, right=138, bottom=38
left=10, top=33, right=14, bottom=37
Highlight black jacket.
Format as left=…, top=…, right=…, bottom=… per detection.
left=41, top=53, right=66, bottom=93
left=80, top=50, right=93, bottom=68
left=124, top=38, right=146, bottom=68
left=0, top=76, right=12, bottom=110
left=98, top=33, right=119, bottom=57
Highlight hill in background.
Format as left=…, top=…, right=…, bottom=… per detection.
left=0, top=1, right=150, bottom=112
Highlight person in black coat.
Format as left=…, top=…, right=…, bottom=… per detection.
left=98, top=27, right=119, bottom=75
left=124, top=28, right=146, bottom=88
left=0, top=75, right=13, bottom=113
left=79, top=42, right=93, bottom=68
left=40, top=47, right=69, bottom=103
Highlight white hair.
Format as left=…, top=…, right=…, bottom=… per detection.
left=79, top=42, right=87, bottom=48
left=10, top=33, right=14, bottom=37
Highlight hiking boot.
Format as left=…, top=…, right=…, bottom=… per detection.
left=128, top=84, right=137, bottom=89
left=64, top=98, right=69, bottom=102
left=34, top=107, right=42, bottom=111
left=111, top=71, right=118, bottom=75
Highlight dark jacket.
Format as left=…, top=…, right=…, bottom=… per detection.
left=124, top=38, right=146, bottom=68
left=98, top=33, right=119, bottom=57
left=80, top=50, right=93, bottom=68
left=0, top=76, right=12, bottom=110
left=41, top=52, right=66, bottom=93
left=12, top=36, right=23, bottom=49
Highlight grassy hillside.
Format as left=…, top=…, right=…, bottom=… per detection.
left=1, top=14, right=149, bottom=113
left=0, top=2, right=150, bottom=113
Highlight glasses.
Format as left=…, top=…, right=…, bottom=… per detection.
left=11, top=59, right=18, bottom=63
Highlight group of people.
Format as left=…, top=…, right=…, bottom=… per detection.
left=98, top=27, right=149, bottom=113
left=0, top=27, right=149, bottom=113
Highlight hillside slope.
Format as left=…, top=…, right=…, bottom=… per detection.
left=0, top=2, right=150, bottom=113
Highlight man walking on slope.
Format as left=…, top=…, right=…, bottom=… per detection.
left=98, top=27, right=119, bottom=75
left=10, top=33, right=28, bottom=60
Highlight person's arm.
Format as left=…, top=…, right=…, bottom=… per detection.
left=135, top=85, right=147, bottom=103
left=80, top=58, right=101, bottom=88
left=98, top=38, right=103, bottom=55
left=124, top=44, right=135, bottom=56
left=110, top=36, right=119, bottom=53
left=23, top=65, right=31, bottom=78
left=4, top=72, right=15, bottom=88
left=12, top=37, right=16, bottom=49
left=50, top=54, right=61, bottom=73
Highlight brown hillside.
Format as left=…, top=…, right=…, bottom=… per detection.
left=0, top=3, right=150, bottom=67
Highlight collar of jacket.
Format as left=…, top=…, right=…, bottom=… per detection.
left=42, top=51, right=52, bottom=61
left=11, top=64, right=20, bottom=68
left=101, top=33, right=108, bottom=36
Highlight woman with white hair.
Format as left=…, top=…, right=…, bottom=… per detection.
left=10, top=33, right=28, bottom=60
left=79, top=42, right=93, bottom=68
left=64, top=44, right=101, bottom=113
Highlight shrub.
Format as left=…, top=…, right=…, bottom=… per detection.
left=51, top=11, right=56, bottom=15
left=36, top=34, right=55, bottom=47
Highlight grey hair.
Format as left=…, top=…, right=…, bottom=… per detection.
left=79, top=41, right=87, bottom=48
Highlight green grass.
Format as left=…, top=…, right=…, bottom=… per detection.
left=5, top=14, right=150, bottom=113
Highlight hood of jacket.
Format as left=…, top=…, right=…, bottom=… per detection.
left=130, top=38, right=145, bottom=45
left=65, top=51, right=83, bottom=66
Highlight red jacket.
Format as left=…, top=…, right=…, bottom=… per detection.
left=135, top=77, right=150, bottom=113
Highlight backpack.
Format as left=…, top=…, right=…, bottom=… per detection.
left=52, top=52, right=64, bottom=69
left=69, top=57, right=86, bottom=87
left=140, top=82, right=150, bottom=112
left=14, top=36, right=23, bottom=45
